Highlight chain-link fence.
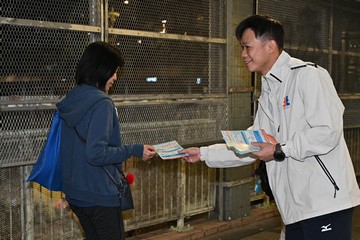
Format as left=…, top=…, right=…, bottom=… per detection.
left=1, top=0, right=225, bottom=238
left=258, top=0, right=360, bottom=174
left=1, top=0, right=360, bottom=239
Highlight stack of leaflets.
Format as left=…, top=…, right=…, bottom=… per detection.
left=154, top=140, right=188, bottom=160
left=221, top=129, right=269, bottom=155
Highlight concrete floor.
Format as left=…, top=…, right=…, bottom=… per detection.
left=206, top=206, right=360, bottom=240
left=128, top=206, right=360, bottom=240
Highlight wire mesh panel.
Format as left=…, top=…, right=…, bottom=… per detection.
left=1, top=24, right=100, bottom=99
left=108, top=35, right=226, bottom=95
left=108, top=0, right=226, bottom=38
left=106, top=0, right=228, bottom=146
left=345, top=128, right=360, bottom=175
left=0, top=167, right=23, bottom=240
left=258, top=0, right=360, bottom=95
left=185, top=161, right=216, bottom=214
left=342, top=98, right=360, bottom=128
left=1, top=0, right=225, bottom=238
left=258, top=0, right=360, bottom=177
left=31, top=186, right=83, bottom=240
left=0, top=166, right=83, bottom=239
left=2, top=0, right=99, bottom=25
left=123, top=157, right=182, bottom=230
left=117, top=99, right=227, bottom=146
left=122, top=158, right=216, bottom=231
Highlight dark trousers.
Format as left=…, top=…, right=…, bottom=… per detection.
left=69, top=204, right=125, bottom=240
left=285, top=207, right=354, bottom=240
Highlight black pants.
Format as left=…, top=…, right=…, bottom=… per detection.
left=285, top=207, right=354, bottom=240
left=69, top=204, right=125, bottom=240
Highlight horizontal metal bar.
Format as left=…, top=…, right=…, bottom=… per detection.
left=284, top=43, right=360, bottom=57
left=111, top=93, right=227, bottom=101
left=344, top=125, right=360, bottom=129
left=0, top=94, right=227, bottom=110
left=339, top=93, right=360, bottom=100
left=0, top=17, right=101, bottom=32
left=121, top=118, right=217, bottom=131
left=228, top=86, right=254, bottom=93
left=109, top=28, right=227, bottom=44
left=125, top=215, right=179, bottom=231
left=217, top=178, right=253, bottom=188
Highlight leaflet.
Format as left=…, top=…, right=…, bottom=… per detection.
left=154, top=140, right=188, bottom=160
left=221, top=129, right=269, bottom=155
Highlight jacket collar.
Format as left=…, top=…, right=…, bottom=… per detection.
left=264, top=51, right=291, bottom=84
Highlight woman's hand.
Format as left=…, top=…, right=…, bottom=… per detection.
left=142, top=145, right=156, bottom=161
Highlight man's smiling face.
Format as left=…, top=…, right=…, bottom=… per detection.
left=240, top=28, right=275, bottom=75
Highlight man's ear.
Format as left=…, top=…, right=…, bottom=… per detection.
left=267, top=40, right=277, bottom=54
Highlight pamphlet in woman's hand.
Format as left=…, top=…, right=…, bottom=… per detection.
left=154, top=140, right=189, bottom=160
left=221, top=129, right=270, bottom=155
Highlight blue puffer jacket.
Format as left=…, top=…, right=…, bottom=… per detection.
left=56, top=84, right=143, bottom=207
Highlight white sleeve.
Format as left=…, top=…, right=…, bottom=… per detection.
left=199, top=144, right=256, bottom=168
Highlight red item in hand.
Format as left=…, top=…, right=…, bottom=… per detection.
left=126, top=173, right=135, bottom=185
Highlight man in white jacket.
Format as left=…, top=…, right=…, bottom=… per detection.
left=180, top=14, right=360, bottom=240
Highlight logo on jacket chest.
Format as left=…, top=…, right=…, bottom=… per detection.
left=282, top=96, right=291, bottom=109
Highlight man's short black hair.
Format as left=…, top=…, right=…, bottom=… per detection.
left=75, top=41, right=125, bottom=91
left=235, top=14, right=284, bottom=50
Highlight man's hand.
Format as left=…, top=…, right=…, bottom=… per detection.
left=250, top=142, right=276, bottom=161
left=178, top=147, right=201, bottom=163
left=142, top=145, right=156, bottom=161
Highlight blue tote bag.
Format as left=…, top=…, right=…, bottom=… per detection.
left=27, top=111, right=62, bottom=191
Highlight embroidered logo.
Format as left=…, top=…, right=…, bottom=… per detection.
left=321, top=224, right=332, bottom=232
left=283, top=96, right=290, bottom=108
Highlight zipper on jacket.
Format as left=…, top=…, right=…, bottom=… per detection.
left=315, top=155, right=340, bottom=198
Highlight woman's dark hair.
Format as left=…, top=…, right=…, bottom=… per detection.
left=75, top=41, right=125, bottom=91
left=235, top=14, right=284, bottom=50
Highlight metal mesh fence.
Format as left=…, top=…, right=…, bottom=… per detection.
left=108, top=0, right=226, bottom=38
left=1, top=0, right=227, bottom=167
left=1, top=24, right=98, bottom=99
left=258, top=0, right=360, bottom=94
left=257, top=0, right=360, bottom=175
left=2, top=0, right=97, bottom=25
left=1, top=1, right=223, bottom=238
left=0, top=167, right=24, bottom=240
left=108, top=35, right=226, bottom=95
left=117, top=99, right=227, bottom=146
left=1, top=0, right=360, bottom=238
left=122, top=157, right=215, bottom=230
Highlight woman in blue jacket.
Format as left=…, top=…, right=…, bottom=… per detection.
left=57, top=41, right=156, bottom=240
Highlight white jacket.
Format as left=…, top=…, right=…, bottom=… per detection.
left=200, top=51, right=360, bottom=224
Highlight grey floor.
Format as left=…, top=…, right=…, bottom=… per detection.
left=204, top=206, right=360, bottom=240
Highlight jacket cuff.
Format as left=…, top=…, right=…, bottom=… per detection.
left=281, top=143, right=290, bottom=158
left=200, top=147, right=208, bottom=161
left=132, top=144, right=144, bottom=158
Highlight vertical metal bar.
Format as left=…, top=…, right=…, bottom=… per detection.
left=328, top=0, right=334, bottom=72
left=89, top=0, right=101, bottom=43
left=218, top=168, right=224, bottom=221
left=208, top=1, right=213, bottom=94
left=24, top=166, right=34, bottom=240
left=176, top=160, right=185, bottom=229
left=340, top=31, right=347, bottom=92
left=201, top=162, right=204, bottom=206
left=50, top=192, right=54, bottom=240
left=103, top=0, right=107, bottom=42
left=147, top=164, right=151, bottom=220
left=21, top=167, right=25, bottom=240
left=9, top=168, right=13, bottom=240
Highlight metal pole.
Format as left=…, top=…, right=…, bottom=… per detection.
left=24, top=165, right=34, bottom=240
